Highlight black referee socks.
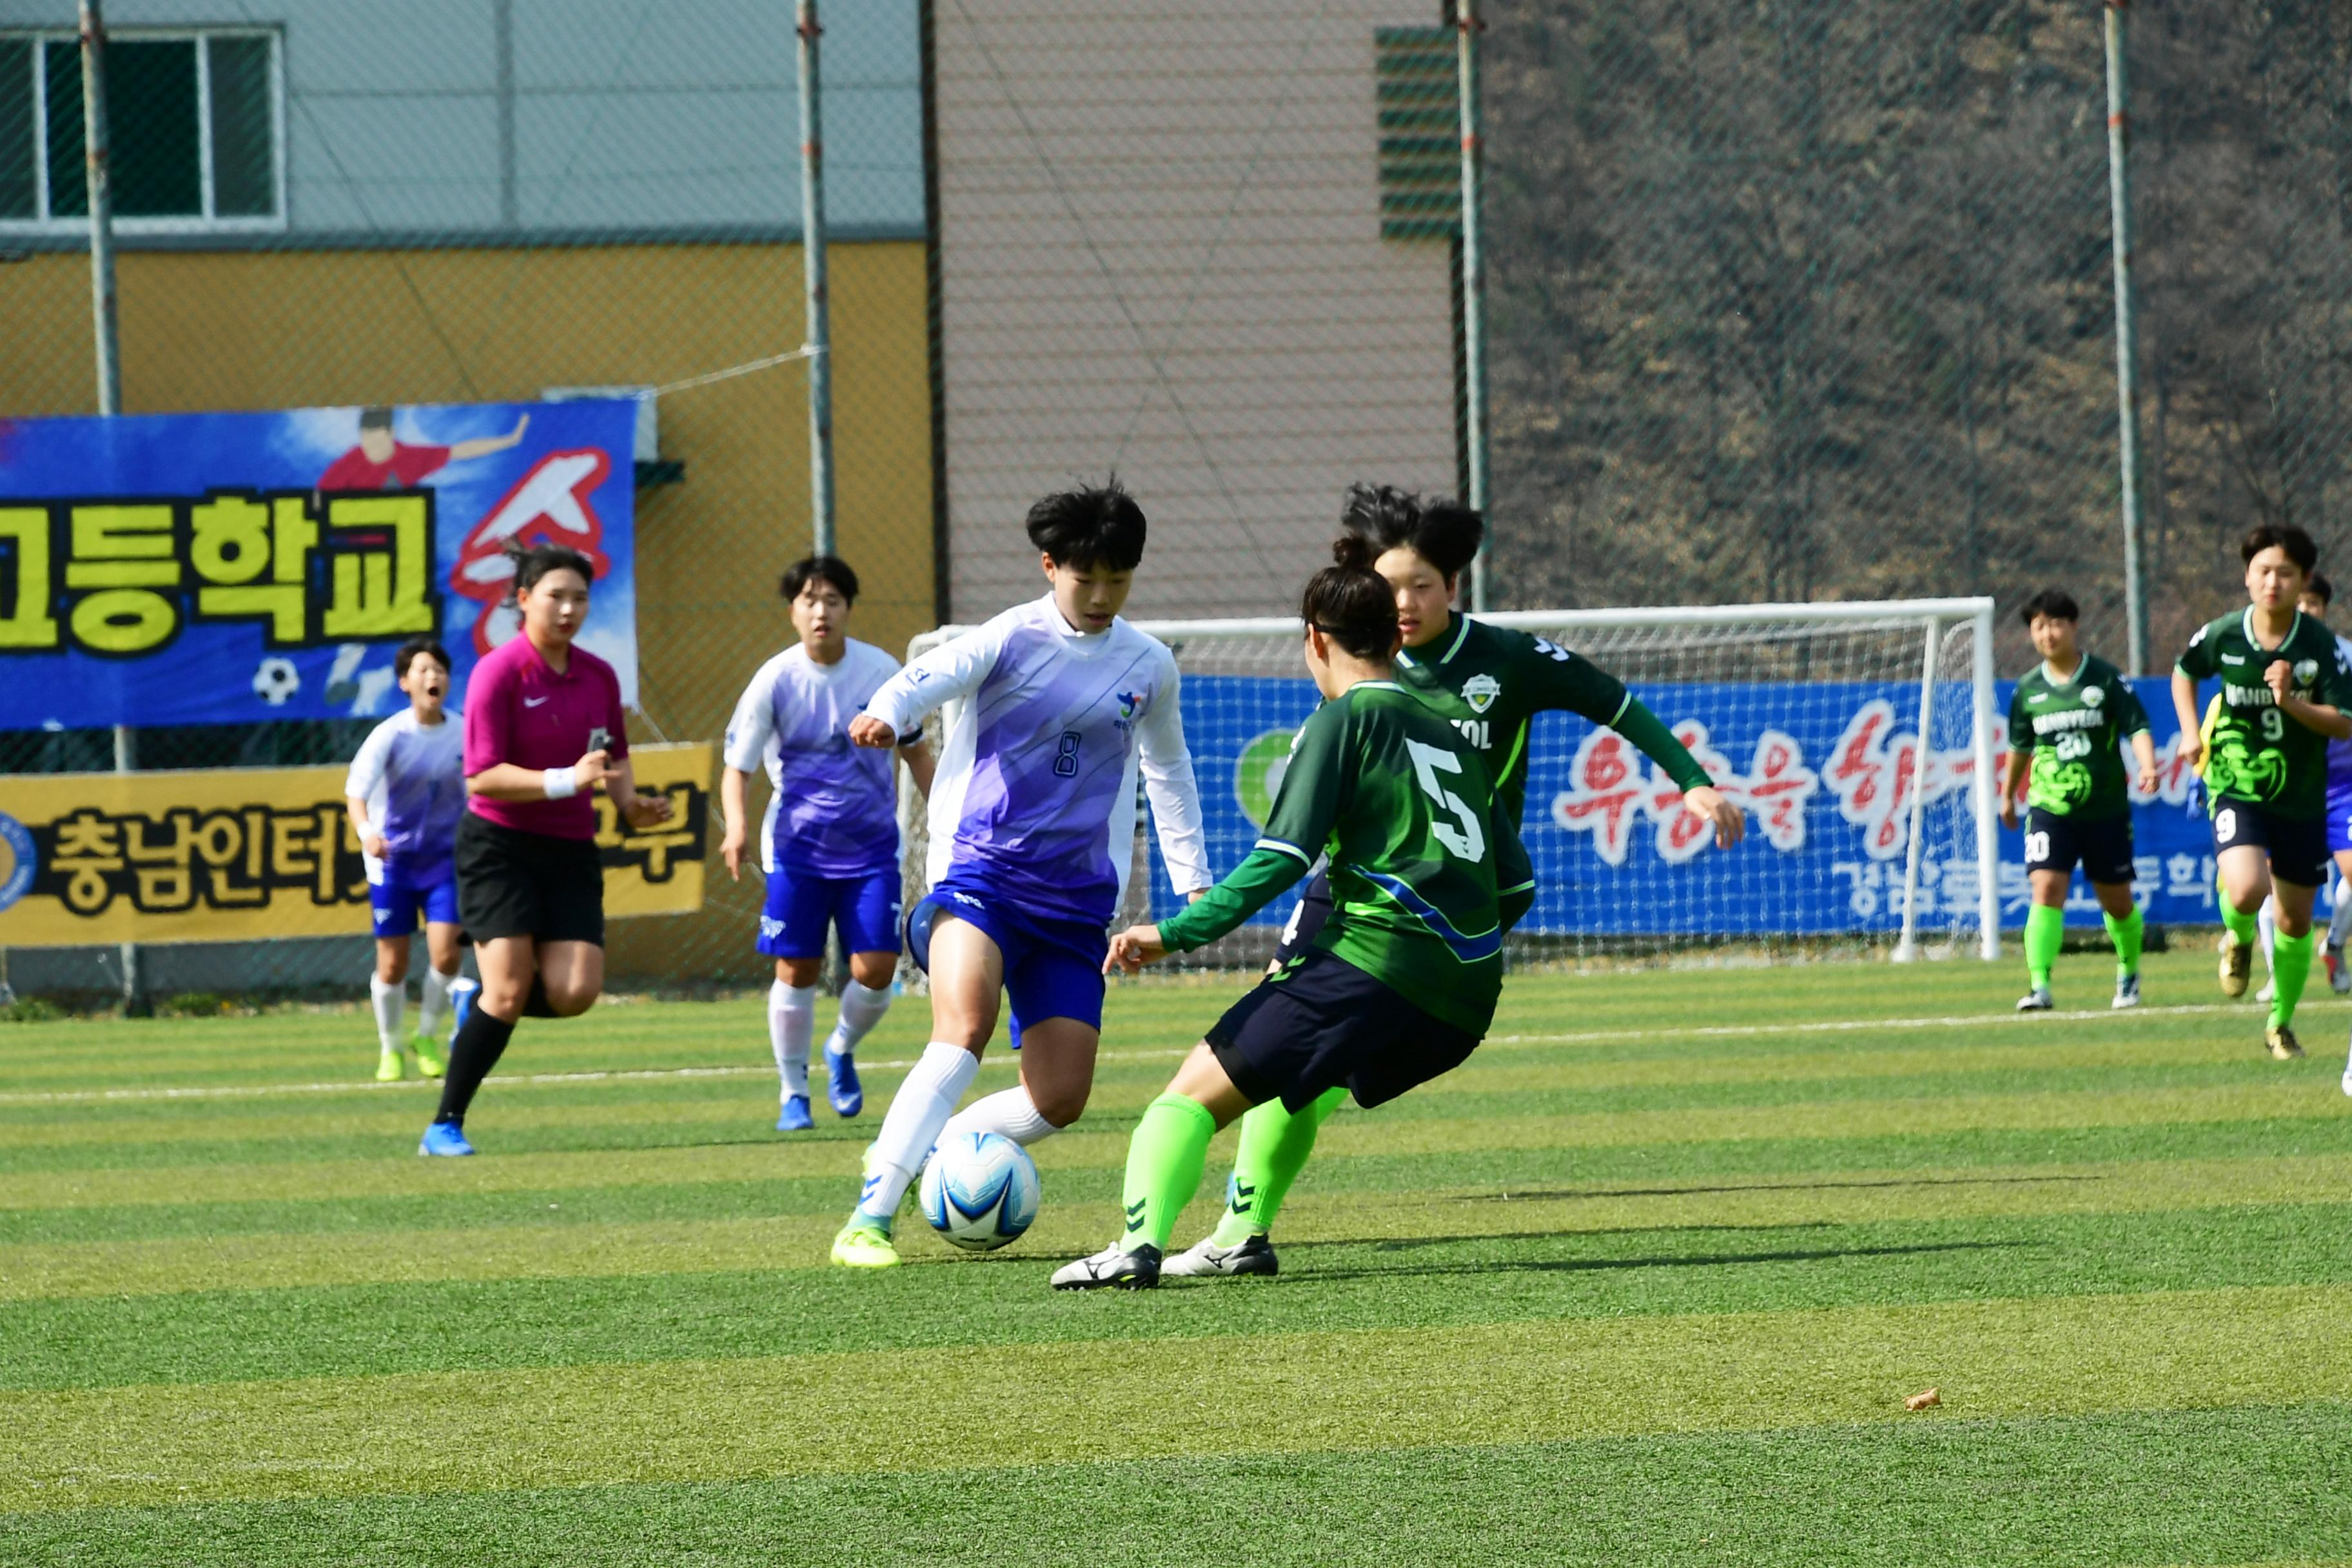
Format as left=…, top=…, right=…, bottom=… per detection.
left=434, top=1007, right=517, bottom=1126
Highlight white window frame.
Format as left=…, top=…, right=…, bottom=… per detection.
left=0, top=26, right=286, bottom=236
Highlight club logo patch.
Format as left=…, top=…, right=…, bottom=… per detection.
left=2082, top=685, right=2104, bottom=709
left=1462, top=674, right=1502, bottom=714
left=2296, top=659, right=2320, bottom=684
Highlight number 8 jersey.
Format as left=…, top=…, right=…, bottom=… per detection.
left=2177, top=608, right=2352, bottom=821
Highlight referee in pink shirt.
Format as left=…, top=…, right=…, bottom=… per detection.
left=421, top=542, right=673, bottom=1155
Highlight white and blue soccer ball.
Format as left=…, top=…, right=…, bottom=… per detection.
left=920, top=1130, right=1041, bottom=1251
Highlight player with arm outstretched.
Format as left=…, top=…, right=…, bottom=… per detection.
left=345, top=637, right=468, bottom=1083
left=2173, top=524, right=2352, bottom=1062
left=721, top=556, right=935, bottom=1132
left=828, top=481, right=1212, bottom=1269
left=1998, top=589, right=2158, bottom=1014
left=1166, top=485, right=1743, bottom=1280
left=1054, top=544, right=1501, bottom=1289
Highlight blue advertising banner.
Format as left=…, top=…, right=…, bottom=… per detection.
left=0, top=399, right=639, bottom=730
left=1147, top=674, right=2231, bottom=935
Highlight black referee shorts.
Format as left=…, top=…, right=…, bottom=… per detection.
left=456, top=812, right=607, bottom=946
left=1206, top=946, right=1481, bottom=1113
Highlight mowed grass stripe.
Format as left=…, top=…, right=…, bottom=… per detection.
left=3, top=1284, right=2342, bottom=1511
left=4, top=1407, right=2343, bottom=1568
left=6, top=1152, right=2344, bottom=1302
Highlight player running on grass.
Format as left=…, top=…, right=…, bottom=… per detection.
left=345, top=637, right=469, bottom=1083
left=2253, top=575, right=2352, bottom=1003
left=1165, top=485, right=1743, bottom=1280
left=2173, top=524, right=2352, bottom=1062
left=1998, top=589, right=2158, bottom=1014
left=1054, top=544, right=1502, bottom=1289
left=720, top=556, right=935, bottom=1132
left=828, top=481, right=1212, bottom=1268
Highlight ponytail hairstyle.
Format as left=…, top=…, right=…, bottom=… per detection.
left=504, top=541, right=597, bottom=605
left=1302, top=535, right=1403, bottom=662
left=1338, top=483, right=1484, bottom=585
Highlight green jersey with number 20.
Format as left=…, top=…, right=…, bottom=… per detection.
left=2006, top=652, right=2150, bottom=820
left=2175, top=609, right=2352, bottom=821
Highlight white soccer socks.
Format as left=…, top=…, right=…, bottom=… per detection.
left=941, top=1085, right=1060, bottom=1148
left=770, top=981, right=819, bottom=1100
left=369, top=975, right=406, bottom=1052
left=855, top=1041, right=979, bottom=1223
left=828, top=977, right=893, bottom=1056
left=418, top=966, right=458, bottom=1041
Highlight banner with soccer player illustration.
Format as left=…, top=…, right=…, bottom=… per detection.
left=0, top=398, right=639, bottom=730
left=1158, top=675, right=2228, bottom=936
left=0, top=743, right=708, bottom=947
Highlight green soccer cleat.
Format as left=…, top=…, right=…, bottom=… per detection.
left=411, top=1034, right=447, bottom=1079
left=375, top=1047, right=406, bottom=1083
left=830, top=1219, right=900, bottom=1269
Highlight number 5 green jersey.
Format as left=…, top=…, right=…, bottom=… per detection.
left=2175, top=609, right=2352, bottom=821
left=1156, top=677, right=1502, bottom=1035
left=2006, top=652, right=2150, bottom=820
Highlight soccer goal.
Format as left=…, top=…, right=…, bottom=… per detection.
left=897, top=598, right=1999, bottom=970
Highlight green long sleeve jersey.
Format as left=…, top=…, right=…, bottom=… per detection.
left=1395, top=614, right=1713, bottom=900
left=2175, top=608, right=2352, bottom=821
left=2006, top=653, right=2151, bottom=821
left=1157, top=677, right=1502, bottom=1035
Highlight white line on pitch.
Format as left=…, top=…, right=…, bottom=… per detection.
left=0, top=1002, right=2276, bottom=1108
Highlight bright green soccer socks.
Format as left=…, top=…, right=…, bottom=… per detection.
left=1119, top=1093, right=1218, bottom=1253
left=2222, top=901, right=2260, bottom=950
left=2023, top=904, right=2064, bottom=992
left=2271, top=928, right=2315, bottom=1028
left=2104, top=905, right=2144, bottom=980
left=1210, top=1086, right=1345, bottom=1248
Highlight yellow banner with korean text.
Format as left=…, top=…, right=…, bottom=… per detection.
left=0, top=743, right=709, bottom=947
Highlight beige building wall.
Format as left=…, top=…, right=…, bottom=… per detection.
left=932, top=1, right=1459, bottom=622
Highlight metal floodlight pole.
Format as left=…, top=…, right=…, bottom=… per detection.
left=81, top=0, right=140, bottom=1012
left=2104, top=0, right=2150, bottom=677
left=1456, top=0, right=1491, bottom=613
left=796, top=0, right=837, bottom=560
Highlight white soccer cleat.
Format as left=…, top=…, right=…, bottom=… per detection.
left=1162, top=1233, right=1280, bottom=1279
left=2255, top=979, right=2277, bottom=1005
left=2015, top=987, right=2053, bottom=1013
left=2112, top=973, right=2141, bottom=1010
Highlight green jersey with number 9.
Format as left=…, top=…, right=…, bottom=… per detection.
left=1157, top=676, right=1501, bottom=1034
left=2175, top=609, right=2352, bottom=821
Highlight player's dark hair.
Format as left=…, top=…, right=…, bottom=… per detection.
left=1303, top=537, right=1402, bottom=661
left=2309, top=571, right=2334, bottom=607
left=358, top=406, right=394, bottom=433
left=395, top=636, right=450, bottom=679
left=2017, top=588, right=2079, bottom=627
left=780, top=554, right=859, bottom=605
left=505, top=541, right=596, bottom=602
left=1025, top=479, right=1147, bottom=572
left=2244, top=523, right=2318, bottom=574
left=1338, top=483, right=1484, bottom=584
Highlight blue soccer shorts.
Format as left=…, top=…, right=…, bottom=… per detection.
left=905, top=872, right=1107, bottom=1043
left=759, top=863, right=904, bottom=959
left=371, top=863, right=460, bottom=939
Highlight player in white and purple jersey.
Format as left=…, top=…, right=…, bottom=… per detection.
left=2303, top=572, right=2352, bottom=1000
left=830, top=481, right=1213, bottom=1269
left=345, top=638, right=467, bottom=1084
left=720, top=556, right=935, bottom=1133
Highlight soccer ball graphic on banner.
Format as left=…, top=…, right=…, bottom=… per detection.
left=920, top=1131, right=1041, bottom=1251
left=251, top=656, right=301, bottom=707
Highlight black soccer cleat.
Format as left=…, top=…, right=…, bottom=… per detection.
left=1050, top=1242, right=1162, bottom=1290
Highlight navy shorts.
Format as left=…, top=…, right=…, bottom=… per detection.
left=906, top=872, right=1107, bottom=1043
left=2327, top=783, right=2352, bottom=857
left=759, top=863, right=903, bottom=959
left=370, top=863, right=460, bottom=939
left=1207, top=946, right=1481, bottom=1113
left=2211, top=799, right=2330, bottom=889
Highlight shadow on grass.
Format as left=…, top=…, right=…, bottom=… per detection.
left=1451, top=1172, right=2101, bottom=1204
left=1258, top=1237, right=2023, bottom=1286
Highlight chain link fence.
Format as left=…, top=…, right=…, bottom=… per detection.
left=0, top=0, right=2341, bottom=1004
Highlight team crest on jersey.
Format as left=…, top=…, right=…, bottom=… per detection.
left=1116, top=691, right=1146, bottom=719
left=2297, top=658, right=2320, bottom=684
left=1462, top=673, right=1502, bottom=714
left=2082, top=685, right=2104, bottom=709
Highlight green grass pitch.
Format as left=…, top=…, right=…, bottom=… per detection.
left=4, top=948, right=2350, bottom=1565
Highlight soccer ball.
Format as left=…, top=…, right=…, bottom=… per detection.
left=252, top=656, right=301, bottom=707
left=919, top=1130, right=1041, bottom=1251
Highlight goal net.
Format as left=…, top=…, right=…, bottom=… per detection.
left=897, top=598, right=1999, bottom=974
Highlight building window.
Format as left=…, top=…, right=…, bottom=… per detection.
left=1375, top=26, right=1459, bottom=240
left=0, top=30, right=281, bottom=231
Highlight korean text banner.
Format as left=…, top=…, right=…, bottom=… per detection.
left=0, top=399, right=638, bottom=729
left=0, top=743, right=709, bottom=947
left=1146, top=676, right=2224, bottom=935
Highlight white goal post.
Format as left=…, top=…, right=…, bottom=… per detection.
left=899, top=597, right=2000, bottom=965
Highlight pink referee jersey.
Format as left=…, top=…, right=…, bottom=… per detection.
left=464, top=636, right=629, bottom=841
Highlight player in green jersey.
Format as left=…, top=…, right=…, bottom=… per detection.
left=1052, top=543, right=1505, bottom=1289
left=1165, top=485, right=1745, bottom=1280
left=2173, top=524, right=2352, bottom=1060
left=1999, top=588, right=2158, bottom=1013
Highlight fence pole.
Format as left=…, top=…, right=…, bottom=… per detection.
left=1972, top=604, right=2001, bottom=960
left=80, top=0, right=140, bottom=1014
left=796, top=0, right=836, bottom=560
left=1893, top=617, right=1939, bottom=963
left=1456, top=0, right=1491, bottom=612
left=2104, top=0, right=2149, bottom=677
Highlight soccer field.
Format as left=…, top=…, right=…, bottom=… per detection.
left=3, top=951, right=2349, bottom=1565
